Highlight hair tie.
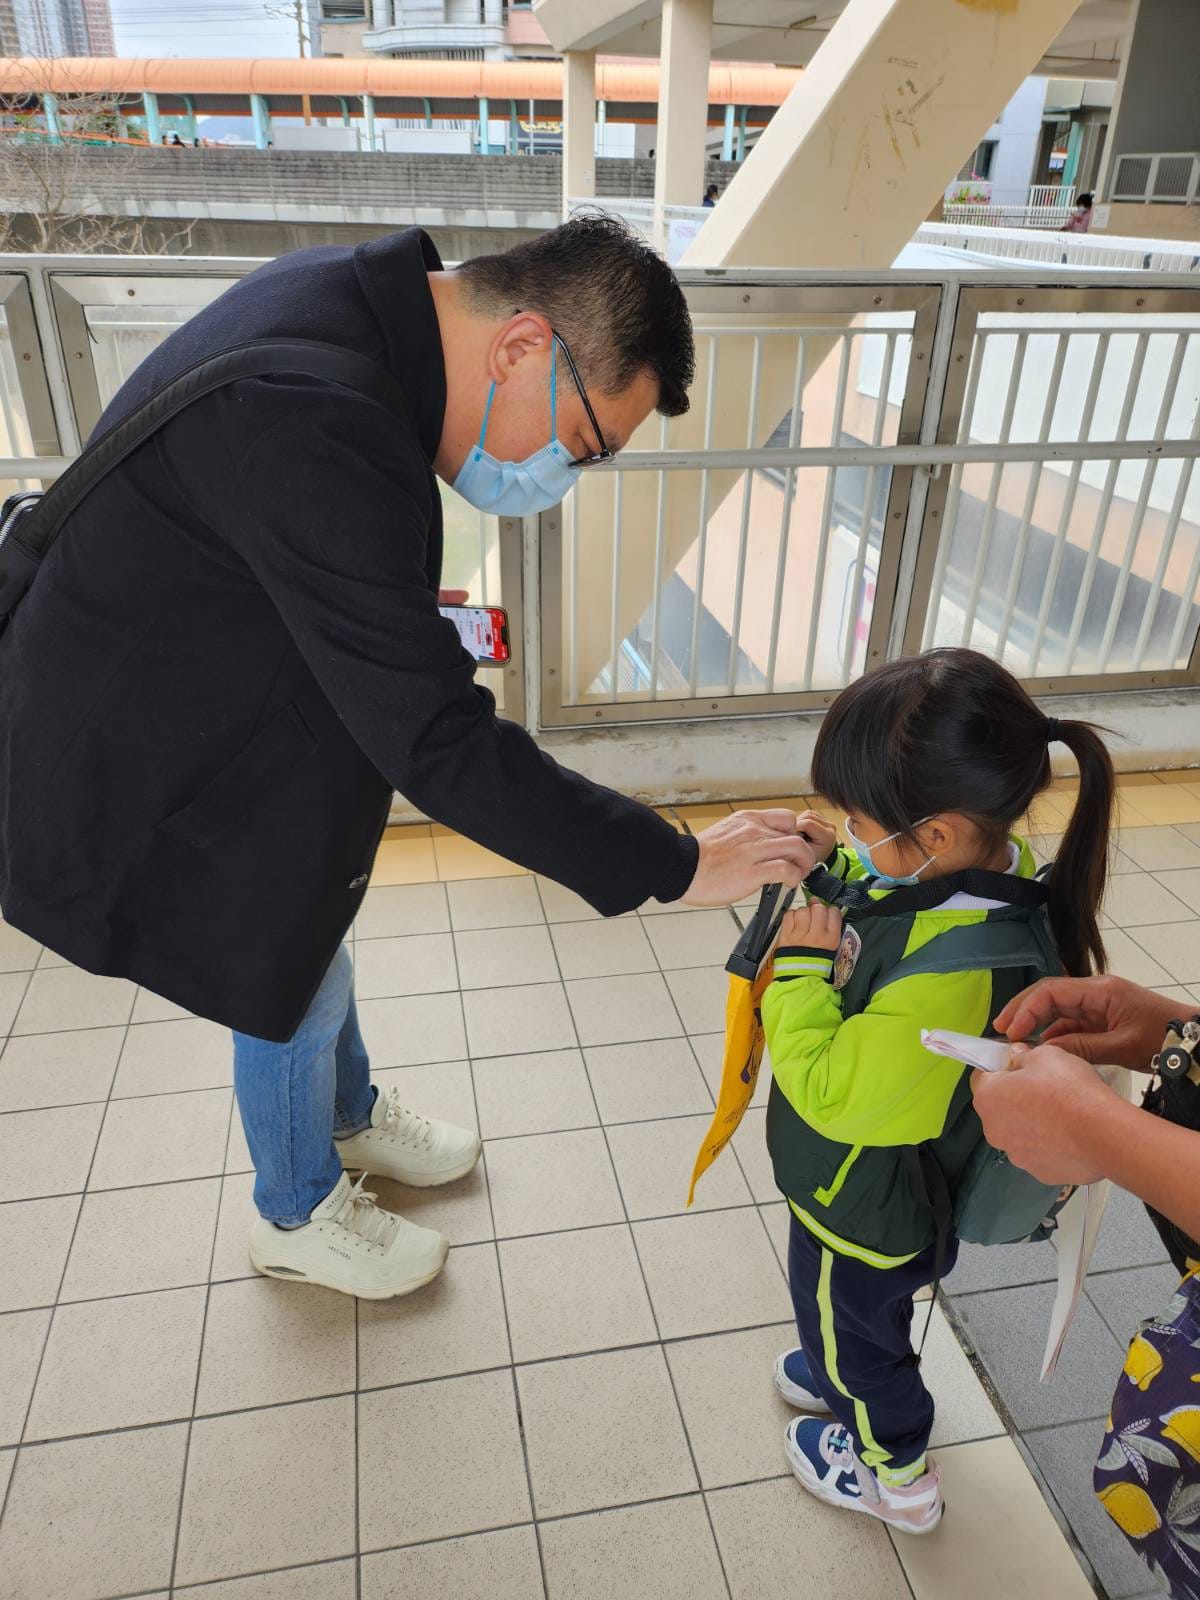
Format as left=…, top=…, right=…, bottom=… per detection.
left=1044, top=717, right=1062, bottom=744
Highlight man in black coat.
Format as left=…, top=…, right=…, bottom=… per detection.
left=0, top=218, right=814, bottom=1299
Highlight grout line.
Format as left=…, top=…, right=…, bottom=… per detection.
left=461, top=971, right=550, bottom=1600
left=165, top=1077, right=235, bottom=1596
left=3, top=980, right=138, bottom=1534
left=560, top=926, right=736, bottom=1600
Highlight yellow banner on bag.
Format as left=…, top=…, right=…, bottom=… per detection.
left=687, top=958, right=774, bottom=1206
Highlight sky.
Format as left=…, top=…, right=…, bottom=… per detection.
left=111, top=0, right=303, bottom=59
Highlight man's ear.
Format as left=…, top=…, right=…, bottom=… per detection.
left=489, top=312, right=553, bottom=384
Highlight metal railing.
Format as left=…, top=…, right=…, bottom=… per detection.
left=916, top=221, right=1200, bottom=273
left=2, top=254, right=1200, bottom=741
left=538, top=269, right=1200, bottom=725
left=941, top=201, right=1078, bottom=231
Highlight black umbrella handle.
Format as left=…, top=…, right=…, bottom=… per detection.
left=726, top=882, right=799, bottom=979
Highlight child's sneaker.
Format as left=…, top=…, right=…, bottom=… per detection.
left=773, top=1347, right=834, bottom=1413
left=784, top=1417, right=944, bottom=1535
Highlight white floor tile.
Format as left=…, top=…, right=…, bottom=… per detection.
left=175, top=1396, right=356, bottom=1586
left=0, top=1193, right=81, bottom=1311
left=608, top=1114, right=749, bottom=1219
left=499, top=1223, right=657, bottom=1362
left=352, top=933, right=458, bottom=999
left=358, top=1371, right=530, bottom=1549
left=485, top=1128, right=623, bottom=1238
left=517, top=1345, right=697, bottom=1517
left=550, top=918, right=658, bottom=980
left=357, top=991, right=467, bottom=1067
left=642, top=909, right=742, bottom=970
left=541, top=1496, right=728, bottom=1600
left=0, top=1026, right=123, bottom=1111
left=0, top=1423, right=187, bottom=1600
left=59, top=1177, right=221, bottom=1301
left=664, top=967, right=727, bottom=1033
left=462, top=981, right=575, bottom=1056
left=472, top=1048, right=597, bottom=1138
left=585, top=1037, right=714, bottom=1124
left=454, top=925, right=559, bottom=989
left=707, top=1475, right=907, bottom=1600
left=355, top=882, right=449, bottom=940
left=87, top=1087, right=232, bottom=1191
left=0, top=1306, right=50, bottom=1445
left=0, top=1102, right=104, bottom=1202
left=362, top=1527, right=542, bottom=1600
left=26, top=1286, right=206, bottom=1441
left=566, top=973, right=683, bottom=1046
left=112, top=1017, right=232, bottom=1098
left=357, top=1241, right=510, bottom=1388
left=446, top=876, right=546, bottom=931
left=11, top=967, right=137, bottom=1035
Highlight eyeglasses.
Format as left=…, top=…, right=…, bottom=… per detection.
left=552, top=330, right=614, bottom=468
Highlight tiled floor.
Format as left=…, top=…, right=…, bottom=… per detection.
left=1, top=783, right=1196, bottom=1599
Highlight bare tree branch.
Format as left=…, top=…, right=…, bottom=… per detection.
left=0, top=61, right=195, bottom=256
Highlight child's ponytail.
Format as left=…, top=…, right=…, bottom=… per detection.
left=1045, top=718, right=1115, bottom=978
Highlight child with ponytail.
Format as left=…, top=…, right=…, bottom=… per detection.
left=763, top=646, right=1114, bottom=1534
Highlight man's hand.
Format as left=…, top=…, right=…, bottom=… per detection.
left=994, top=974, right=1184, bottom=1070
left=779, top=901, right=843, bottom=951
left=971, top=1044, right=1115, bottom=1184
left=682, top=810, right=817, bottom=907
left=795, top=809, right=838, bottom=863
left=438, top=589, right=469, bottom=605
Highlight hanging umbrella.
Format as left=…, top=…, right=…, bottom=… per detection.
left=687, top=881, right=796, bottom=1205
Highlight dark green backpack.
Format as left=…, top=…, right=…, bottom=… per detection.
left=870, top=912, right=1071, bottom=1248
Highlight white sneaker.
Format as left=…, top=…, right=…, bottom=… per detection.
left=335, top=1085, right=482, bottom=1187
left=785, top=1418, right=944, bottom=1536
left=249, top=1171, right=449, bottom=1300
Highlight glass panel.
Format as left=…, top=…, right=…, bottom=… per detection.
left=84, top=303, right=212, bottom=409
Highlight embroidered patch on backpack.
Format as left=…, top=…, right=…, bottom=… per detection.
left=832, top=925, right=862, bottom=991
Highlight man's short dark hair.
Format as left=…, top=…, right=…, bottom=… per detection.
left=457, top=213, right=695, bottom=417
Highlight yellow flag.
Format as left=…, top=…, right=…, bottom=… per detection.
left=687, top=958, right=774, bottom=1205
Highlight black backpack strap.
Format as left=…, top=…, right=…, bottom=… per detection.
left=870, top=912, right=1060, bottom=996
left=16, top=337, right=413, bottom=563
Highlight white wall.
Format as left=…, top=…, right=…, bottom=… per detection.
left=382, top=127, right=473, bottom=154
left=985, top=76, right=1048, bottom=206
left=273, top=126, right=362, bottom=153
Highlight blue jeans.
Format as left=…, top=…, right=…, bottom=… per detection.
left=232, top=944, right=376, bottom=1225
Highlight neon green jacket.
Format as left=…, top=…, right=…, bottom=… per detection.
left=763, top=837, right=1055, bottom=1267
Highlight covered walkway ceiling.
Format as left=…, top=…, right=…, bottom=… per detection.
left=0, top=55, right=799, bottom=126
left=533, top=0, right=1130, bottom=76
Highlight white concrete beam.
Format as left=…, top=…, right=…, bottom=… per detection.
left=652, top=0, right=714, bottom=245
left=562, top=49, right=596, bottom=215
left=533, top=0, right=661, bottom=55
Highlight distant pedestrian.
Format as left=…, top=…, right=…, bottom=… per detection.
left=703, top=184, right=719, bottom=207
left=1062, top=192, right=1094, bottom=233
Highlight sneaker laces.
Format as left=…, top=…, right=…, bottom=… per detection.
left=378, top=1086, right=436, bottom=1150
left=331, top=1172, right=400, bottom=1249
left=820, top=1424, right=879, bottom=1504
left=821, top=1424, right=856, bottom=1468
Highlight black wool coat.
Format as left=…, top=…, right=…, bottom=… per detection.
left=0, top=230, right=697, bottom=1040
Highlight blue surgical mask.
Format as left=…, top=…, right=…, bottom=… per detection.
left=843, top=817, right=934, bottom=887
left=453, top=349, right=579, bottom=516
